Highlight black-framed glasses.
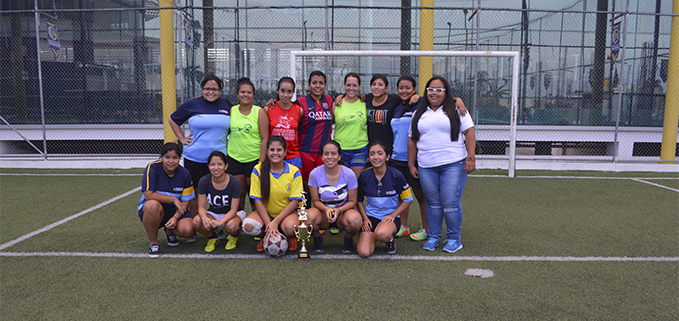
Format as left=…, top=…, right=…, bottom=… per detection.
left=202, top=87, right=220, bottom=92
left=377, top=181, right=382, bottom=196
left=426, top=87, right=445, bottom=94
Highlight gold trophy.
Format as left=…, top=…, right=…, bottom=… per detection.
left=293, top=190, right=313, bottom=261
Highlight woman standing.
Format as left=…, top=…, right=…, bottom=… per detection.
left=241, top=136, right=304, bottom=252
left=389, top=76, right=429, bottom=240
left=333, top=73, right=369, bottom=178
left=356, top=141, right=413, bottom=258
left=267, top=77, right=303, bottom=169
left=169, top=75, right=231, bottom=240
left=297, top=70, right=335, bottom=182
left=137, top=142, right=196, bottom=257
left=306, top=140, right=363, bottom=253
left=229, top=77, right=269, bottom=214
left=408, top=76, right=476, bottom=253
left=193, top=151, right=243, bottom=252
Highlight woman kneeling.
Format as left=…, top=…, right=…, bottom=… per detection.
left=193, top=151, right=243, bottom=252
left=356, top=141, right=413, bottom=258
left=307, top=140, right=363, bottom=253
left=242, top=136, right=304, bottom=252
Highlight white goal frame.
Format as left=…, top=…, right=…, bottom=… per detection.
left=289, top=50, right=521, bottom=177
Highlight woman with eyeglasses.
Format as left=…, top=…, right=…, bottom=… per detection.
left=408, top=76, right=476, bottom=253
left=169, top=75, right=232, bottom=241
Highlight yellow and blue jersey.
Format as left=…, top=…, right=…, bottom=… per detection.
left=358, top=166, right=413, bottom=220
left=137, top=160, right=195, bottom=211
left=250, top=162, right=303, bottom=217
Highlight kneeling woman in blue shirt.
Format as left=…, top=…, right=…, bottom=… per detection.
left=356, top=141, right=413, bottom=258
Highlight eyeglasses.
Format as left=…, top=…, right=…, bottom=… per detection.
left=377, top=181, right=383, bottom=196
left=202, top=87, right=220, bottom=92
left=426, top=87, right=446, bottom=94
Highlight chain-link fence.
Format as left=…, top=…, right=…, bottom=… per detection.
left=1, top=1, right=677, bottom=162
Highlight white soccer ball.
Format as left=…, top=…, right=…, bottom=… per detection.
left=263, top=234, right=288, bottom=257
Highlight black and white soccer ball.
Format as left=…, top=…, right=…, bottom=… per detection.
left=263, top=234, right=288, bottom=257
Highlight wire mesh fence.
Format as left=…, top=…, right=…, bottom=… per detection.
left=0, top=2, right=677, bottom=162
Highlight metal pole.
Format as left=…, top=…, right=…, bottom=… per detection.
left=446, top=22, right=451, bottom=79
left=34, top=0, right=47, bottom=159
left=472, top=0, right=481, bottom=126
left=613, top=0, right=630, bottom=162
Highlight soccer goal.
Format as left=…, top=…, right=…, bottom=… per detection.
left=289, top=50, right=521, bottom=177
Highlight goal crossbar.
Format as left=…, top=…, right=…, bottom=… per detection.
left=289, top=50, right=520, bottom=177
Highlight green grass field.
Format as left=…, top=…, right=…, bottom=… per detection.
left=1, top=169, right=677, bottom=320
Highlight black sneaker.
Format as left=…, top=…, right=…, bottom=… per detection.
left=164, top=228, right=179, bottom=247
left=342, top=236, right=353, bottom=253
left=385, top=240, right=396, bottom=254
left=313, top=236, right=324, bottom=253
left=148, top=244, right=159, bottom=258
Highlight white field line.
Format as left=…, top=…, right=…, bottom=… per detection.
left=2, top=172, right=678, bottom=180
left=631, top=178, right=679, bottom=192
left=0, top=187, right=141, bottom=251
left=0, top=251, right=677, bottom=262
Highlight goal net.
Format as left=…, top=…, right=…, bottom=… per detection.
left=289, top=50, right=521, bottom=177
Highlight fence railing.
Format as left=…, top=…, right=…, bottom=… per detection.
left=0, top=3, right=677, bottom=162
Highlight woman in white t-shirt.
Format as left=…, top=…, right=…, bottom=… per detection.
left=408, top=76, right=476, bottom=254
left=306, top=140, right=363, bottom=254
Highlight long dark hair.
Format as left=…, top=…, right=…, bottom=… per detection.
left=207, top=151, right=228, bottom=174
left=260, top=136, right=287, bottom=202
left=277, top=76, right=295, bottom=93
left=396, top=75, right=418, bottom=117
left=321, top=140, right=347, bottom=167
left=409, top=76, right=460, bottom=142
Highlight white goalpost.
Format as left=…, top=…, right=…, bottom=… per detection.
left=289, top=50, right=521, bottom=177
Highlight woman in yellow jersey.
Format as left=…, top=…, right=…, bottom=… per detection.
left=333, top=72, right=369, bottom=179
left=228, top=77, right=269, bottom=215
left=241, top=136, right=304, bottom=251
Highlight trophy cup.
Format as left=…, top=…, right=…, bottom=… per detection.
left=293, top=190, right=313, bottom=261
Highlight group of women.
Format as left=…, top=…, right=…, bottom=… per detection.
left=138, top=70, right=476, bottom=258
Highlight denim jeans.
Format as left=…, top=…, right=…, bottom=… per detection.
left=418, top=159, right=468, bottom=241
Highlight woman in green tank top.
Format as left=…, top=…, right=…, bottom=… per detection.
left=228, top=77, right=269, bottom=213
left=334, top=72, right=369, bottom=178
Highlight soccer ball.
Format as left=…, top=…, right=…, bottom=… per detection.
left=263, top=234, right=288, bottom=257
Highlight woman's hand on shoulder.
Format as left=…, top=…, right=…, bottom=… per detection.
left=409, top=94, right=420, bottom=105
left=334, top=95, right=344, bottom=107
left=454, top=97, right=467, bottom=116
left=265, top=99, right=276, bottom=108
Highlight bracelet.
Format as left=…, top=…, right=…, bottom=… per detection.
left=466, top=156, right=475, bottom=162
left=338, top=207, right=343, bottom=215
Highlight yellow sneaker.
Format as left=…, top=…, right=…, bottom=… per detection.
left=204, top=238, right=219, bottom=252
left=225, top=235, right=239, bottom=250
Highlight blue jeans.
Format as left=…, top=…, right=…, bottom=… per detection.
left=418, top=160, right=468, bottom=241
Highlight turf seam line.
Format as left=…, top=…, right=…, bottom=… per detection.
left=630, top=178, right=679, bottom=192
left=1, top=252, right=677, bottom=262
left=0, top=187, right=142, bottom=251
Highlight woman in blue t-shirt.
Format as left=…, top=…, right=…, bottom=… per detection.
left=306, top=140, right=363, bottom=254
left=137, top=142, right=196, bottom=258
left=192, top=151, right=242, bottom=253
left=356, top=141, right=413, bottom=258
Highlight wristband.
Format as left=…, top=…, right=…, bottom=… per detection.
left=466, top=156, right=475, bottom=162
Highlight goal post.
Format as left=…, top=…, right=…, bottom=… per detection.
left=289, top=50, right=521, bottom=177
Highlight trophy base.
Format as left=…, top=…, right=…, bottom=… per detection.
left=297, top=251, right=310, bottom=261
